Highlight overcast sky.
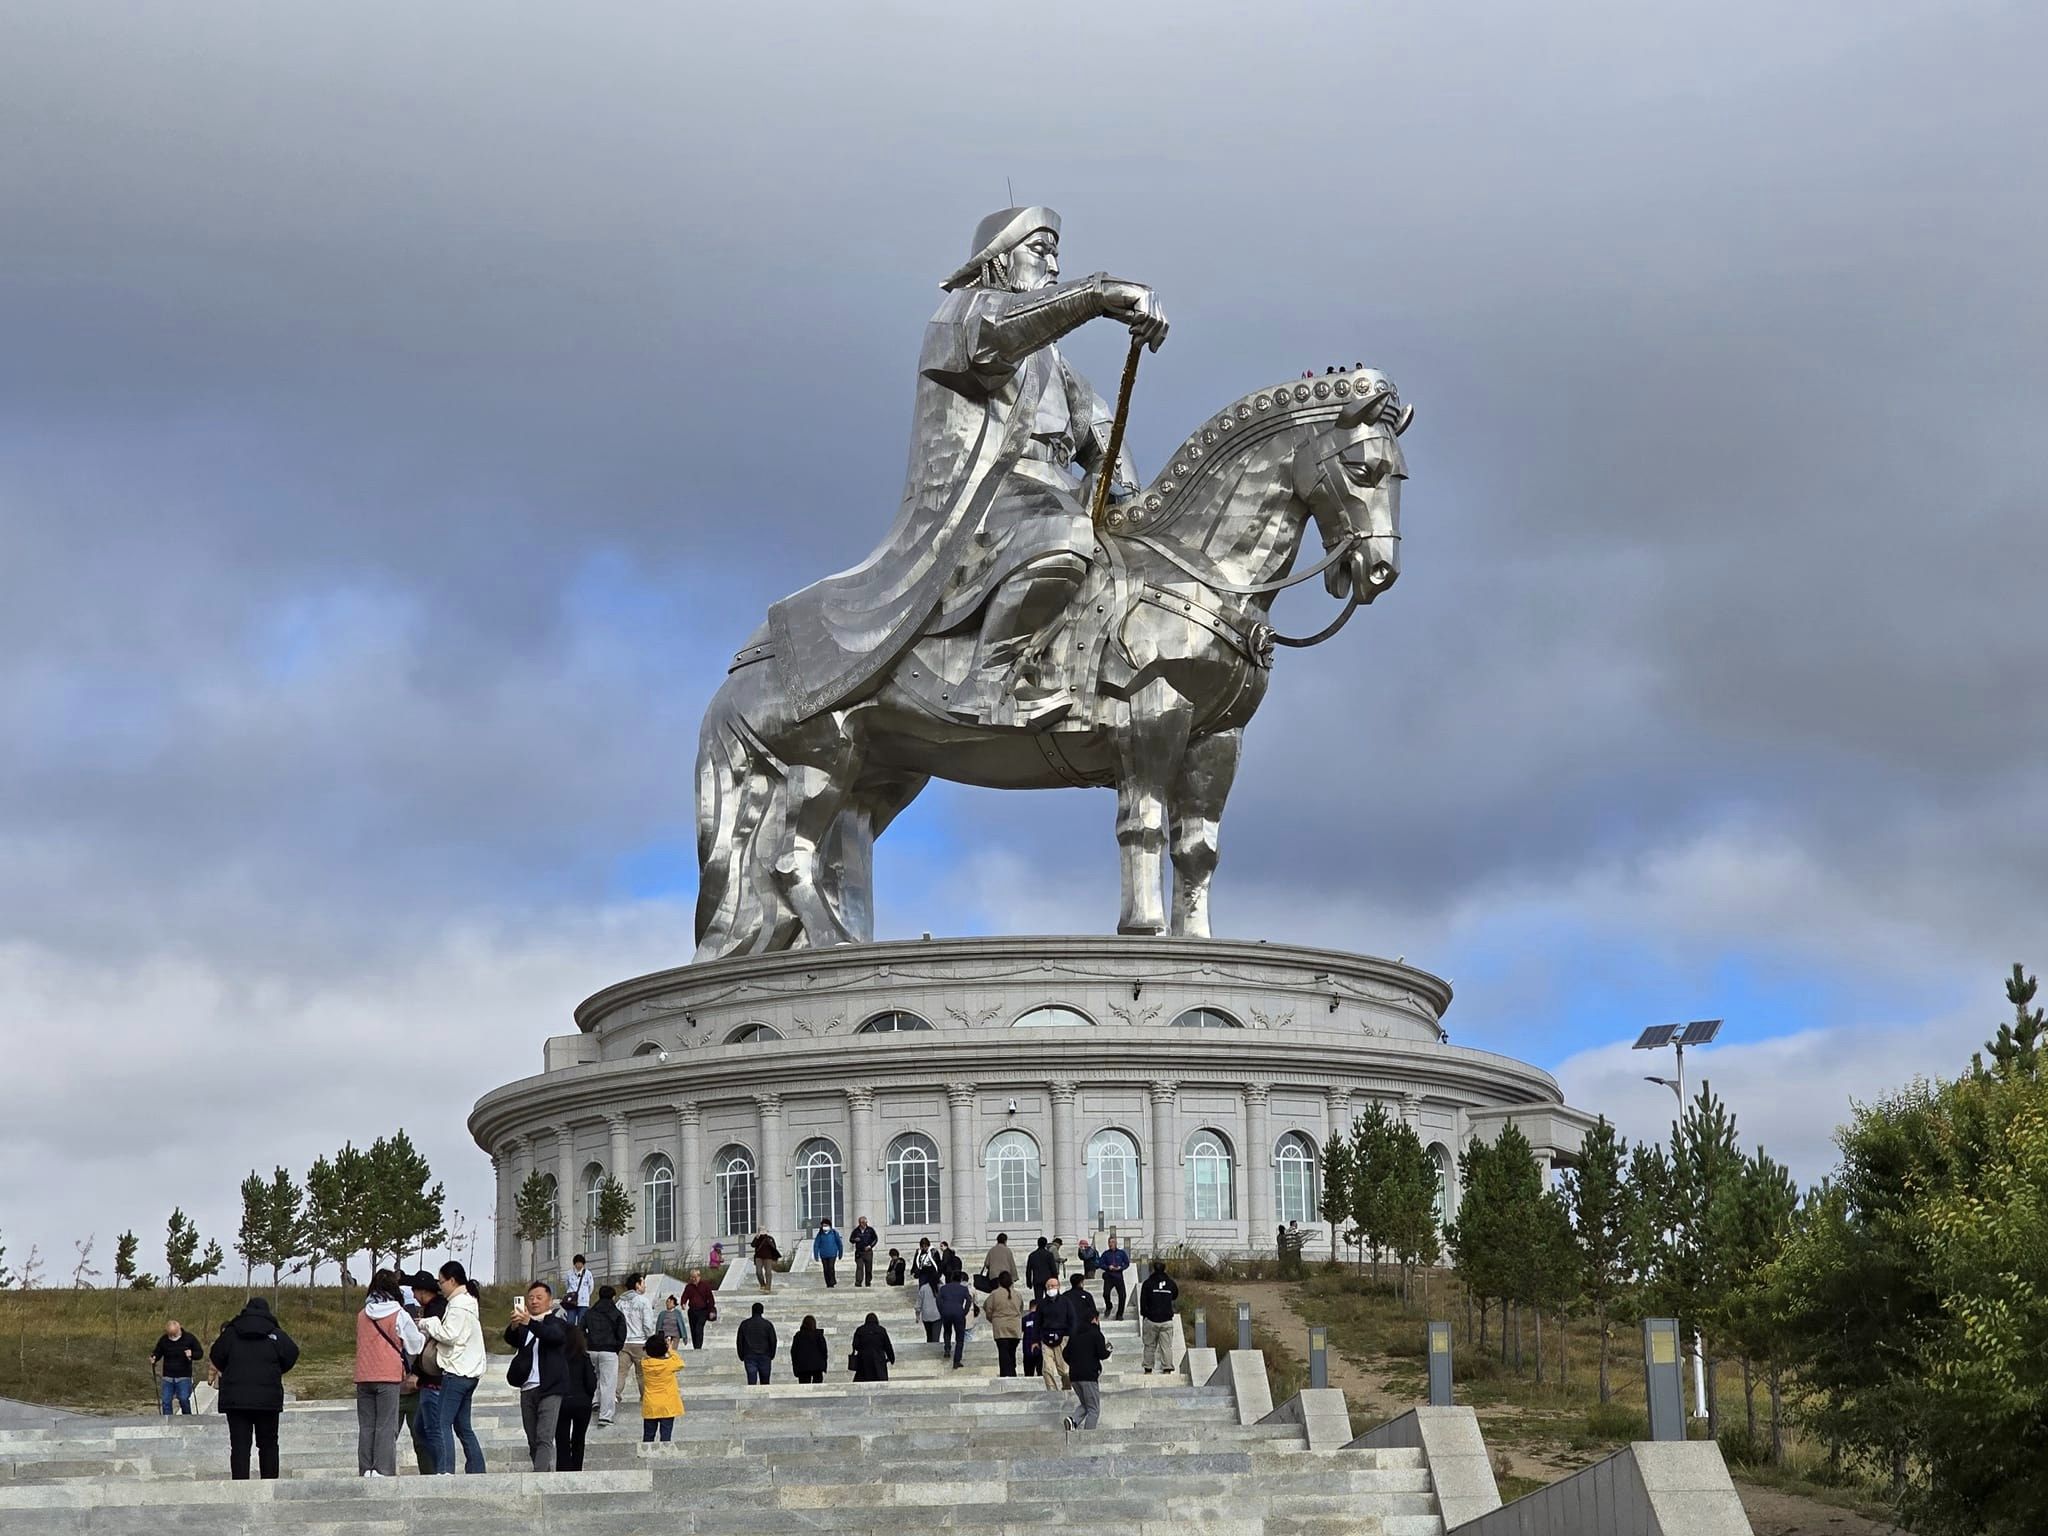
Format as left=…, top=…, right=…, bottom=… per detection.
left=4, top=1, right=2043, bottom=1282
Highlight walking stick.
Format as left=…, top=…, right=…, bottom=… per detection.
left=1089, top=334, right=1146, bottom=528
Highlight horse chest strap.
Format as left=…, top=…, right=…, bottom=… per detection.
left=1138, top=585, right=1267, bottom=668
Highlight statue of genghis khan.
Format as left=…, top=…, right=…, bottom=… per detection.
left=768, top=206, right=1168, bottom=726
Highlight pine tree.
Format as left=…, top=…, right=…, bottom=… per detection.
left=115, top=1230, right=141, bottom=1288
left=164, top=1208, right=200, bottom=1289
left=1564, top=1116, right=1633, bottom=1401
left=306, top=1144, right=373, bottom=1289
left=367, top=1131, right=446, bottom=1271
left=69, top=1234, right=99, bottom=1289
left=235, top=1172, right=267, bottom=1286
left=1979, top=963, right=2044, bottom=1078
left=263, top=1166, right=307, bottom=1286
left=1317, top=1134, right=1354, bottom=1264
left=591, top=1175, right=635, bottom=1270
left=0, top=1227, right=11, bottom=1289
left=514, top=1169, right=557, bottom=1279
left=1711, top=1146, right=1799, bottom=1457
left=1347, top=1102, right=1399, bottom=1281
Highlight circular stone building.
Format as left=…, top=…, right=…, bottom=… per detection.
left=471, top=934, right=1595, bottom=1280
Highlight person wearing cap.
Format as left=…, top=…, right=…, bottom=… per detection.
left=766, top=205, right=1169, bottom=728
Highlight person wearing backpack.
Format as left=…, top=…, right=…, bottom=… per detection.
left=555, top=1322, right=601, bottom=1471
left=580, top=1283, right=627, bottom=1425
left=209, top=1297, right=300, bottom=1480
left=354, top=1270, right=425, bottom=1478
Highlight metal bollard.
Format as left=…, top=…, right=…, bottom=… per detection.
left=1643, top=1318, right=1684, bottom=1442
left=1236, top=1300, right=1253, bottom=1352
left=1426, top=1321, right=1453, bottom=1407
left=1308, top=1325, right=1329, bottom=1390
left=1193, top=1307, right=1208, bottom=1349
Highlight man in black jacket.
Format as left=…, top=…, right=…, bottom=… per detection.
left=580, top=1284, right=627, bottom=1425
left=1024, top=1237, right=1058, bottom=1299
left=1061, top=1311, right=1112, bottom=1430
left=737, top=1302, right=777, bottom=1385
left=505, top=1282, right=570, bottom=1472
left=1139, top=1259, right=1180, bottom=1374
left=209, top=1297, right=300, bottom=1480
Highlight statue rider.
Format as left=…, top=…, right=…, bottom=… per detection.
left=766, top=207, right=1168, bottom=726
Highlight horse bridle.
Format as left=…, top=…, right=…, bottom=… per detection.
left=1119, top=524, right=1395, bottom=649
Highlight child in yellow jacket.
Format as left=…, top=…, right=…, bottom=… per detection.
left=639, top=1334, right=684, bottom=1442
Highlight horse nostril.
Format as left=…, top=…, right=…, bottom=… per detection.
left=1368, top=563, right=1394, bottom=587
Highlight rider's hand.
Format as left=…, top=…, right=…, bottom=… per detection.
left=1099, top=279, right=1169, bottom=351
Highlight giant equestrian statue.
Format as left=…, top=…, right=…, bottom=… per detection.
left=695, top=205, right=1411, bottom=961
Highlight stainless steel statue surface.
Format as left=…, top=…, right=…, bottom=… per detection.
left=696, top=206, right=1410, bottom=961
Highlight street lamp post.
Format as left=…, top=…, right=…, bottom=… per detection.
left=1631, top=1020, right=1725, bottom=1422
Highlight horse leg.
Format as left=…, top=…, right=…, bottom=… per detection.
left=1169, top=728, right=1242, bottom=938
left=1112, top=679, right=1193, bottom=935
left=774, top=742, right=866, bottom=950
left=826, top=769, right=929, bottom=944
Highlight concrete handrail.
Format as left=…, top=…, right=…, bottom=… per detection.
left=1446, top=1440, right=1752, bottom=1535
left=1350, top=1405, right=1501, bottom=1528
left=1259, top=1388, right=1354, bottom=1449
left=1204, top=1348, right=1273, bottom=1424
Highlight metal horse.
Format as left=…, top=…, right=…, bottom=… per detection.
left=694, top=369, right=1410, bottom=960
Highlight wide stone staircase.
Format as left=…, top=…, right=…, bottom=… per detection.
left=0, top=1269, right=1459, bottom=1534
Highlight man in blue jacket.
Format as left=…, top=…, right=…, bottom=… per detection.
left=1096, top=1233, right=1131, bottom=1320
left=812, top=1218, right=845, bottom=1288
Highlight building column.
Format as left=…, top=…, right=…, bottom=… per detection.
left=1325, top=1087, right=1353, bottom=1154
left=1049, top=1079, right=1078, bottom=1241
left=676, top=1103, right=703, bottom=1266
left=1148, top=1081, right=1179, bottom=1251
left=493, top=1145, right=518, bottom=1284
left=946, top=1084, right=977, bottom=1242
left=756, top=1094, right=787, bottom=1238
left=1245, top=1083, right=1274, bottom=1255
left=554, top=1124, right=578, bottom=1270
left=607, top=1114, right=633, bottom=1276
left=846, top=1088, right=878, bottom=1227
left=1400, top=1092, right=1423, bottom=1134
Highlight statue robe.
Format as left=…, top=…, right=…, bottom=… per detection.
left=767, top=286, right=1115, bottom=721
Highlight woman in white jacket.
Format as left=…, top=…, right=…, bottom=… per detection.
left=415, top=1261, right=487, bottom=1474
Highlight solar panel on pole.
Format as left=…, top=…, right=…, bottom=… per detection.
left=1678, top=1019, right=1724, bottom=1046
left=1633, top=1024, right=1678, bottom=1050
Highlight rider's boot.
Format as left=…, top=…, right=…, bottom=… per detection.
left=948, top=554, right=1087, bottom=725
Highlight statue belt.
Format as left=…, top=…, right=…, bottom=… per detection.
left=1018, top=435, right=1074, bottom=468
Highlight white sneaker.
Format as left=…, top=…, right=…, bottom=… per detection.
left=363, top=1469, right=383, bottom=1478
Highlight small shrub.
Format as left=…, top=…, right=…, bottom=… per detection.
left=1581, top=1400, right=1648, bottom=1442
left=1717, top=1426, right=1764, bottom=1467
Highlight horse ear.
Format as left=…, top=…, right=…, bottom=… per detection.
left=1336, top=393, right=1380, bottom=429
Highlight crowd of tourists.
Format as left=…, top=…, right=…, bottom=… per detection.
left=171, top=1219, right=1184, bottom=1479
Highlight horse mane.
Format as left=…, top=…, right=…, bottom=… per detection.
left=1108, top=366, right=1395, bottom=537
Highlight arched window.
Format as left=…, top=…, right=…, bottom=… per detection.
left=581, top=1162, right=606, bottom=1252
left=1429, top=1143, right=1455, bottom=1227
left=537, top=1173, right=559, bottom=1263
left=641, top=1154, right=675, bottom=1247
left=857, top=1010, right=932, bottom=1034
left=1184, top=1130, right=1236, bottom=1222
left=630, top=1040, right=664, bottom=1057
left=713, top=1145, right=757, bottom=1238
left=1274, top=1132, right=1318, bottom=1226
left=1087, top=1128, right=1142, bottom=1223
left=725, top=1022, right=782, bottom=1045
left=794, top=1137, right=845, bottom=1232
left=1011, top=1005, right=1094, bottom=1028
left=886, top=1132, right=941, bottom=1227
left=986, top=1130, right=1042, bottom=1224
left=1172, top=1007, right=1242, bottom=1029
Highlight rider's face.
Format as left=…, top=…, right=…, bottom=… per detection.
left=1006, top=231, right=1060, bottom=291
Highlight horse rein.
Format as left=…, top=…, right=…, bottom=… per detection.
left=1117, top=525, right=1393, bottom=648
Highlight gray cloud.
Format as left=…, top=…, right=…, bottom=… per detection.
left=3, top=1, right=2043, bottom=1263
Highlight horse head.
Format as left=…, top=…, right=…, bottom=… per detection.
left=1292, top=370, right=1410, bottom=605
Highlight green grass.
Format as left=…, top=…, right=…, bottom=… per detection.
left=1177, top=1277, right=1308, bottom=1404
left=0, top=1284, right=518, bottom=1415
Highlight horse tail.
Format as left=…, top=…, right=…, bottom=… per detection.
left=693, top=671, right=801, bottom=961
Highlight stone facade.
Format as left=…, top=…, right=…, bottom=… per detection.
left=468, top=935, right=1595, bottom=1281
